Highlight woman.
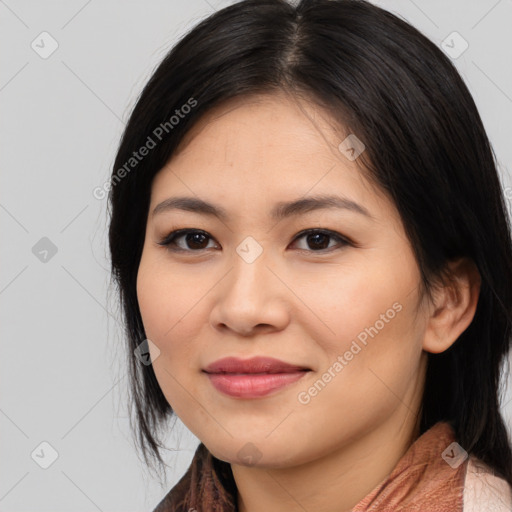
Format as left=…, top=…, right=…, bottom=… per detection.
left=107, top=0, right=512, bottom=510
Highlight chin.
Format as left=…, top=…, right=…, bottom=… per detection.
left=204, top=438, right=308, bottom=470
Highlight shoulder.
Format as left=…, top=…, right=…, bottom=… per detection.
left=463, top=455, right=512, bottom=512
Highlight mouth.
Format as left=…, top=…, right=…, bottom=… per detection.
left=203, top=356, right=312, bottom=398
left=203, top=356, right=311, bottom=374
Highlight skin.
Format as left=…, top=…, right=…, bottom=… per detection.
left=136, top=91, right=481, bottom=512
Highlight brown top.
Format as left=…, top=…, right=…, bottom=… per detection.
left=152, top=421, right=512, bottom=512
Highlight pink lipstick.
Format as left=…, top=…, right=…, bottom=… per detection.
left=203, top=356, right=310, bottom=398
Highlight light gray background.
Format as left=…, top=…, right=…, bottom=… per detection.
left=1, top=1, right=511, bottom=511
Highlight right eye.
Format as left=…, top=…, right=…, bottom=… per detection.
left=157, top=229, right=219, bottom=252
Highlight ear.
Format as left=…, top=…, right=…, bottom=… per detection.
left=422, top=258, right=481, bottom=354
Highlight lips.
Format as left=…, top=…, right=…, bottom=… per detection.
left=203, top=356, right=310, bottom=374
left=203, top=357, right=311, bottom=398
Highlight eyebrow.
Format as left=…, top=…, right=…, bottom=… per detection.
left=152, top=194, right=373, bottom=221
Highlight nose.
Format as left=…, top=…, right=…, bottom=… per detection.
left=209, top=248, right=291, bottom=337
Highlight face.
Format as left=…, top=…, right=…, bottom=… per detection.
left=136, top=92, right=430, bottom=468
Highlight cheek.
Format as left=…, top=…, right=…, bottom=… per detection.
left=305, top=253, right=424, bottom=387
left=295, top=297, right=423, bottom=443
left=300, top=263, right=412, bottom=344
left=136, top=255, right=193, bottom=342
left=333, top=292, right=423, bottom=399
left=136, top=270, right=168, bottom=342
left=136, top=258, right=205, bottom=398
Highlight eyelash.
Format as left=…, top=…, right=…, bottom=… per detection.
left=157, top=228, right=352, bottom=254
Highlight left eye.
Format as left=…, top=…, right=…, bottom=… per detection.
left=292, top=229, right=349, bottom=251
left=157, top=228, right=350, bottom=253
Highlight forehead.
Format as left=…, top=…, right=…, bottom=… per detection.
left=150, top=92, right=393, bottom=224
left=159, top=94, right=354, bottom=181
left=175, top=92, right=345, bottom=158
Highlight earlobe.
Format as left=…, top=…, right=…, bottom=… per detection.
left=422, top=258, right=481, bottom=354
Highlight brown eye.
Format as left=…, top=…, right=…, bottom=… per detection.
left=305, top=232, right=330, bottom=250
left=183, top=232, right=209, bottom=249
left=158, top=229, right=218, bottom=252
left=291, top=229, right=350, bottom=252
